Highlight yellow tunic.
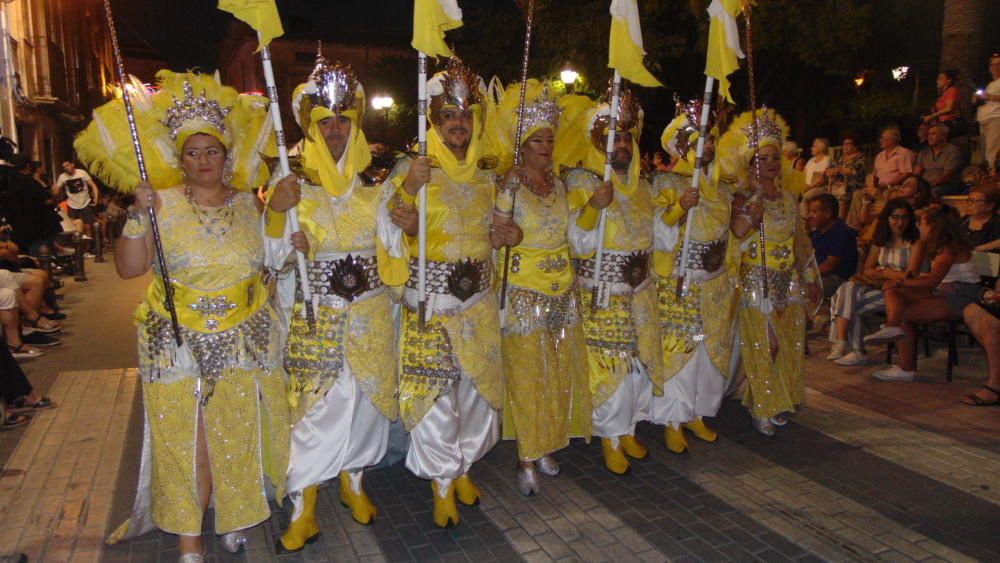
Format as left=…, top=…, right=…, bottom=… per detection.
left=499, top=178, right=591, bottom=461
left=735, top=189, right=812, bottom=419
left=115, top=188, right=290, bottom=539
left=565, top=168, right=661, bottom=407
left=652, top=171, right=737, bottom=385
left=377, top=158, right=502, bottom=431
left=276, top=180, right=398, bottom=423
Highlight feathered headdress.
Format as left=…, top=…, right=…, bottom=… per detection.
left=717, top=107, right=790, bottom=188
left=74, top=70, right=274, bottom=192
left=489, top=79, right=561, bottom=174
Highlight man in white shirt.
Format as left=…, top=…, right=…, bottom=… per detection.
left=53, top=161, right=99, bottom=241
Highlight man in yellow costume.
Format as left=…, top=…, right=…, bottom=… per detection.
left=560, top=84, right=661, bottom=475
left=650, top=100, right=737, bottom=454
left=265, top=56, right=397, bottom=553
left=376, top=56, right=522, bottom=527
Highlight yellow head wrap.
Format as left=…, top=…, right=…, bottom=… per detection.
left=425, top=60, right=490, bottom=183
left=293, top=81, right=372, bottom=197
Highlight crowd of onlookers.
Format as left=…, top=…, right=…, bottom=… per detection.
left=0, top=150, right=131, bottom=431
left=794, top=53, right=1000, bottom=408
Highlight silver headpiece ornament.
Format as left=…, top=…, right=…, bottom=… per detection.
left=161, top=80, right=230, bottom=140
left=668, top=94, right=715, bottom=157
left=518, top=83, right=561, bottom=138
left=740, top=107, right=783, bottom=147
left=589, top=80, right=642, bottom=150
left=429, top=56, right=484, bottom=119
left=304, top=47, right=361, bottom=117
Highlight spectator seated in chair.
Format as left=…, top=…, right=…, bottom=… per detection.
left=961, top=182, right=1000, bottom=253
left=807, top=194, right=858, bottom=302
left=961, top=277, right=1000, bottom=406
left=914, top=124, right=964, bottom=198
left=864, top=205, right=979, bottom=382
left=846, top=128, right=915, bottom=230
left=823, top=135, right=867, bottom=219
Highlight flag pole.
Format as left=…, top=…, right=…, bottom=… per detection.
left=102, top=0, right=182, bottom=345
left=498, top=0, right=537, bottom=325
left=676, top=76, right=716, bottom=299
left=258, top=38, right=317, bottom=327
left=417, top=53, right=429, bottom=329
left=591, top=70, right=622, bottom=311
left=741, top=1, right=770, bottom=314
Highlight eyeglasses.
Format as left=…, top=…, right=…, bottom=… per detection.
left=888, top=214, right=911, bottom=221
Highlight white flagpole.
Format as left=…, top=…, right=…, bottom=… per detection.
left=259, top=37, right=316, bottom=325
left=591, top=70, right=622, bottom=311
left=417, top=53, right=429, bottom=328
left=676, top=75, right=716, bottom=299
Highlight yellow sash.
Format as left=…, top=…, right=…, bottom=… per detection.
left=141, top=273, right=268, bottom=334
left=506, top=244, right=574, bottom=296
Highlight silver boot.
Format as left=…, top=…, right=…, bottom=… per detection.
left=517, top=466, right=540, bottom=496
left=752, top=417, right=776, bottom=437
left=178, top=553, right=205, bottom=563
left=535, top=455, right=561, bottom=477
left=221, top=530, right=248, bottom=553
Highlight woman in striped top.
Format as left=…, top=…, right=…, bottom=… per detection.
left=827, top=199, right=921, bottom=365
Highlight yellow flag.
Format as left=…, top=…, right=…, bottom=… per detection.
left=218, top=0, right=284, bottom=51
left=705, top=0, right=745, bottom=102
left=412, top=0, right=463, bottom=58
left=608, top=0, right=662, bottom=88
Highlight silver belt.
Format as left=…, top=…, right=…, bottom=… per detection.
left=305, top=255, right=381, bottom=301
left=674, top=236, right=727, bottom=275
left=578, top=251, right=651, bottom=287
left=405, top=258, right=491, bottom=301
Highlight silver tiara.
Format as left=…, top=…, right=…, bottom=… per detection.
left=518, top=84, right=561, bottom=137
left=161, top=80, right=230, bottom=140
left=741, top=107, right=782, bottom=147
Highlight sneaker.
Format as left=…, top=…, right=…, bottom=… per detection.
left=835, top=350, right=869, bottom=366
left=826, top=341, right=849, bottom=361
left=21, top=332, right=61, bottom=347
left=863, top=325, right=905, bottom=345
left=872, top=365, right=915, bottom=382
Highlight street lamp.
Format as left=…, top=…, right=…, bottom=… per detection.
left=371, top=95, right=394, bottom=144
left=891, top=66, right=910, bottom=82
left=560, top=67, right=579, bottom=94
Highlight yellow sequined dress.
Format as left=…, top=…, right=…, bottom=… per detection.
left=499, top=177, right=591, bottom=461
left=735, top=189, right=813, bottom=419
left=376, top=158, right=502, bottom=432
left=565, top=168, right=661, bottom=413
left=651, top=171, right=737, bottom=395
left=110, top=188, right=290, bottom=541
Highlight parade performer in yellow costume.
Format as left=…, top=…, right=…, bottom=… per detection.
left=491, top=80, right=591, bottom=496
left=719, top=108, right=821, bottom=437
left=75, top=71, right=289, bottom=561
left=650, top=100, right=738, bottom=454
left=376, top=57, right=522, bottom=527
left=264, top=56, right=397, bottom=553
left=557, top=83, right=661, bottom=475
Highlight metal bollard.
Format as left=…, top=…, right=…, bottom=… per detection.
left=94, top=228, right=105, bottom=263
left=73, top=233, right=87, bottom=282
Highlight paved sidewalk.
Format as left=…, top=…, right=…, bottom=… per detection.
left=1, top=263, right=997, bottom=562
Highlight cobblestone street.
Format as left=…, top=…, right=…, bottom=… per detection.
left=1, top=261, right=998, bottom=562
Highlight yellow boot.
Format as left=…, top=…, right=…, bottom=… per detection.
left=683, top=418, right=718, bottom=442
left=601, top=438, right=630, bottom=475
left=665, top=424, right=688, bottom=454
left=276, top=485, right=320, bottom=554
left=454, top=474, right=481, bottom=506
left=339, top=471, right=378, bottom=525
left=619, top=434, right=648, bottom=460
left=432, top=480, right=460, bottom=528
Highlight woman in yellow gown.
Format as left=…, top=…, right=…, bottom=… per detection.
left=493, top=80, right=591, bottom=496
left=720, top=109, right=820, bottom=437
left=75, top=72, right=289, bottom=562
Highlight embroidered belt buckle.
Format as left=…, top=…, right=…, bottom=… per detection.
left=328, top=254, right=370, bottom=302
left=622, top=251, right=651, bottom=289
left=447, top=258, right=484, bottom=302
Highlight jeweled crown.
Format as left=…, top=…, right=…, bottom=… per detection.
left=518, top=84, right=561, bottom=138
left=161, top=80, right=231, bottom=140
left=589, top=80, right=642, bottom=149
left=300, top=47, right=362, bottom=121
left=741, top=107, right=783, bottom=148
left=431, top=56, right=483, bottom=114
